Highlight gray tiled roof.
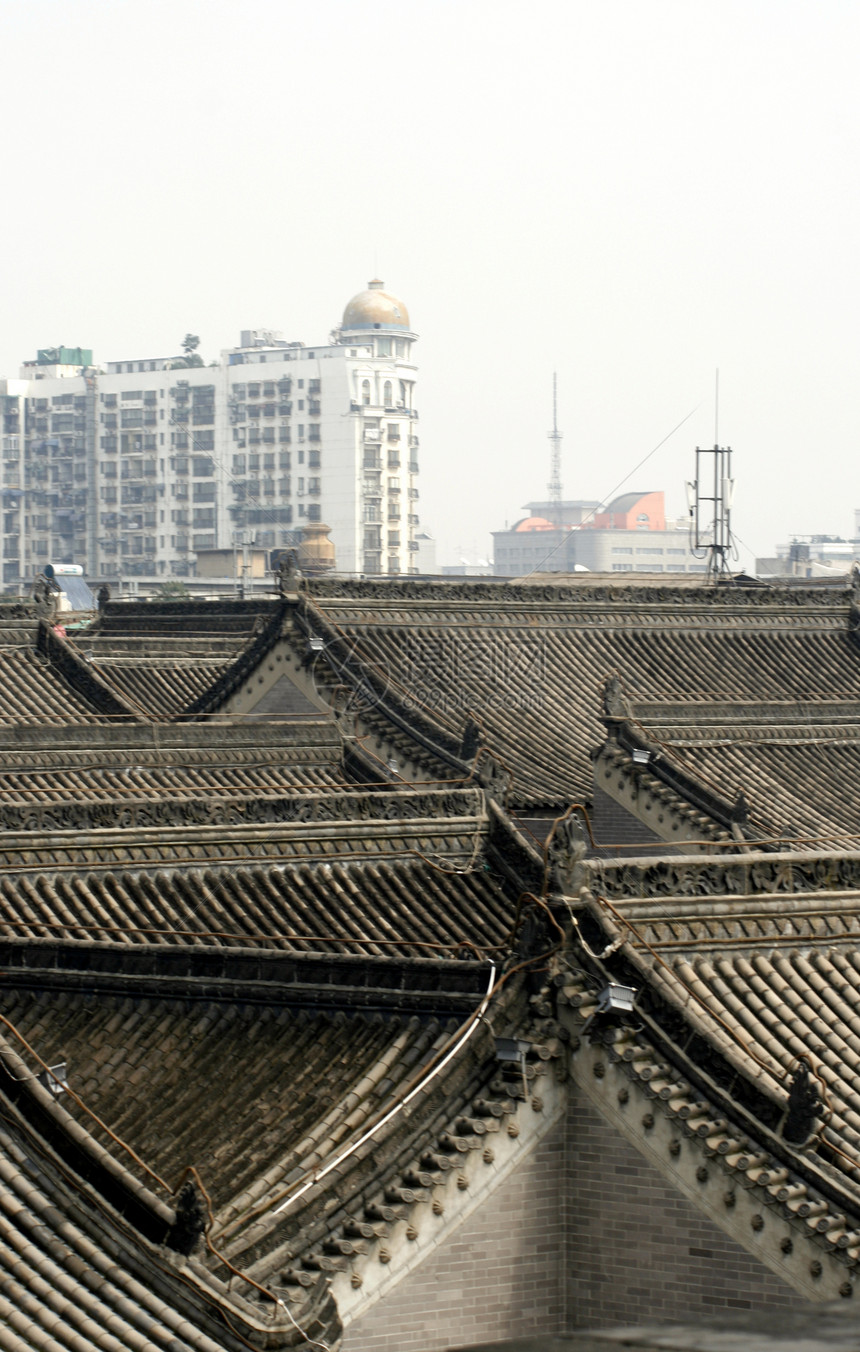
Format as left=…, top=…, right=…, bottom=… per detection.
left=301, top=580, right=860, bottom=811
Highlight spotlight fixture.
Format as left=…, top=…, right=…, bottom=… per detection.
left=495, top=1037, right=532, bottom=1104
left=582, top=984, right=639, bottom=1042
left=596, top=983, right=637, bottom=1016
left=38, top=1062, right=69, bottom=1097
left=494, top=1037, right=531, bottom=1064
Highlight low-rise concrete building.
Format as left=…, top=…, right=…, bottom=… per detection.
left=492, top=491, right=708, bottom=576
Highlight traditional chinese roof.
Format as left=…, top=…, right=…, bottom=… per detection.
left=6, top=575, right=860, bottom=1336
left=0, top=767, right=551, bottom=1345
left=295, top=578, right=860, bottom=819
left=70, top=600, right=285, bottom=721
left=551, top=845, right=860, bottom=1299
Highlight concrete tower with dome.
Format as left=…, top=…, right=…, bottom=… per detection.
left=0, top=280, right=421, bottom=589
left=327, top=279, right=420, bottom=575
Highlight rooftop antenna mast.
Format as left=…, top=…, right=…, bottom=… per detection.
left=684, top=368, right=736, bottom=581
left=686, top=441, right=736, bottom=581
left=547, top=372, right=563, bottom=521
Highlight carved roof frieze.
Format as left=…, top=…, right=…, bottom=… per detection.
left=0, top=787, right=487, bottom=872
left=308, top=577, right=851, bottom=610
left=589, top=851, right=860, bottom=904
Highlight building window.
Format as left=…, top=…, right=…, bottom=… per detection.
left=383, top=381, right=392, bottom=406
left=361, top=380, right=370, bottom=406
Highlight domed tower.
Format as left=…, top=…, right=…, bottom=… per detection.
left=337, top=280, right=419, bottom=578
left=340, top=279, right=412, bottom=340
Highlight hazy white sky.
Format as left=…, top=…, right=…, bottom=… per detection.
left=2, top=0, right=859, bottom=569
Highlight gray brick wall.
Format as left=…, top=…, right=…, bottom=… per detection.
left=343, top=1122, right=565, bottom=1352
left=564, top=1087, right=808, bottom=1327
left=590, top=784, right=666, bottom=855
left=343, top=1086, right=809, bottom=1352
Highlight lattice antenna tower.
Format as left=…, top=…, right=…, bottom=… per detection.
left=547, top=372, right=563, bottom=512
left=686, top=443, right=735, bottom=580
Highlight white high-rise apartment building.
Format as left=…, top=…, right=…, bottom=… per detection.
left=0, top=281, right=420, bottom=587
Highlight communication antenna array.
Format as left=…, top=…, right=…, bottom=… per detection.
left=686, top=445, right=736, bottom=580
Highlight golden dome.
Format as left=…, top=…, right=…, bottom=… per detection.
left=342, top=279, right=410, bottom=331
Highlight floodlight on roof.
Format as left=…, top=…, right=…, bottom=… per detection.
left=581, top=984, right=639, bottom=1043
left=596, top=984, right=637, bottom=1016
left=494, top=1037, right=531, bottom=1063
left=307, top=636, right=324, bottom=652
left=631, top=748, right=650, bottom=765
left=38, top=1062, right=69, bottom=1097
